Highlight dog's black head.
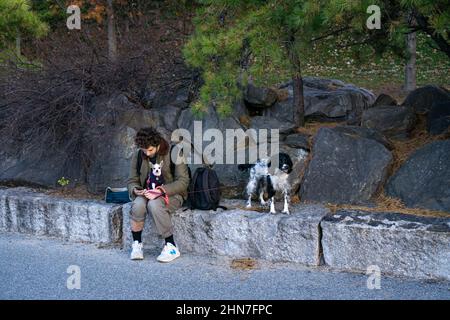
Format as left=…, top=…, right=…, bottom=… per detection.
left=266, top=152, right=293, bottom=173
left=278, top=152, right=293, bottom=174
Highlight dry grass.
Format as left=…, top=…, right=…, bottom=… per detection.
left=325, top=200, right=450, bottom=218
left=45, top=185, right=104, bottom=201
left=290, top=194, right=301, bottom=204
left=239, top=114, right=251, bottom=128
left=230, top=258, right=259, bottom=270
left=234, top=204, right=268, bottom=213
left=295, top=121, right=341, bottom=137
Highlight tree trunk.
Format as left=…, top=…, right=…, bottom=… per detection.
left=288, top=34, right=305, bottom=128
left=15, top=32, right=21, bottom=57
left=404, top=30, right=416, bottom=92
left=293, top=74, right=305, bottom=127
left=405, top=13, right=417, bottom=92
left=291, top=49, right=305, bottom=127
left=106, top=0, right=117, bottom=63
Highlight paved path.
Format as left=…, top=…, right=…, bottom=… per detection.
left=0, top=232, right=448, bottom=300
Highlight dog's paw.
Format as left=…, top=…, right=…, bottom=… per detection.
left=260, top=201, right=268, bottom=207
left=270, top=209, right=277, bottom=214
left=282, top=210, right=290, bottom=215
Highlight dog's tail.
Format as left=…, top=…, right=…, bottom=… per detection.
left=238, top=164, right=254, bottom=172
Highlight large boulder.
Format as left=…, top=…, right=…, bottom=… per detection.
left=321, top=125, right=393, bottom=150
left=280, top=144, right=310, bottom=195
left=249, top=116, right=297, bottom=134
left=139, top=83, right=191, bottom=110
left=427, top=100, right=450, bottom=135
left=0, top=145, right=85, bottom=189
left=402, top=85, right=450, bottom=114
left=262, top=77, right=375, bottom=124
left=386, top=140, right=450, bottom=212
left=361, top=106, right=417, bottom=139
left=300, top=126, right=393, bottom=205
left=85, top=94, right=167, bottom=193
left=0, top=93, right=174, bottom=193
left=177, top=103, right=256, bottom=198
left=283, top=132, right=311, bottom=151
left=372, top=93, right=398, bottom=107
left=244, top=84, right=278, bottom=108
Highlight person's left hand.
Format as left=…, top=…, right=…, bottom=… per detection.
left=143, top=189, right=162, bottom=200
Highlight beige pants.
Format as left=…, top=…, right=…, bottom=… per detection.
left=130, top=194, right=184, bottom=238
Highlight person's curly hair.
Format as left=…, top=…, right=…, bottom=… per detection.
left=134, top=127, right=169, bottom=155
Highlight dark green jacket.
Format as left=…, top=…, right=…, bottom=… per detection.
left=127, top=145, right=190, bottom=201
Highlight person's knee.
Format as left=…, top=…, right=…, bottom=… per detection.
left=131, top=197, right=147, bottom=222
left=147, top=198, right=165, bottom=216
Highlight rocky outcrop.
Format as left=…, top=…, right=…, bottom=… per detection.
left=361, top=106, right=416, bottom=139
left=262, top=77, right=375, bottom=124
left=86, top=94, right=172, bottom=193
left=176, top=103, right=254, bottom=198
left=283, top=132, right=311, bottom=151
left=372, top=93, right=398, bottom=107
left=244, top=84, right=278, bottom=108
left=300, top=126, right=393, bottom=205
left=402, top=85, right=450, bottom=114
left=386, top=140, right=450, bottom=212
left=321, top=210, right=450, bottom=280
left=427, top=100, right=450, bottom=135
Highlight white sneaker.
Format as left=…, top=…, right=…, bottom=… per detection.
left=157, top=243, right=180, bottom=263
left=130, top=241, right=144, bottom=260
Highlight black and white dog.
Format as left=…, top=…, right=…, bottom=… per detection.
left=238, top=153, right=293, bottom=214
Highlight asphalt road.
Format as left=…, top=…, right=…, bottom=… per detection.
left=0, top=232, right=449, bottom=300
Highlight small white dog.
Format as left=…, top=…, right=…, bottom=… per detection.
left=147, top=160, right=164, bottom=190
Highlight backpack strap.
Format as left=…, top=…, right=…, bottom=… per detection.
left=169, top=144, right=176, bottom=178
left=202, top=168, right=214, bottom=206
left=202, top=168, right=227, bottom=211
left=187, top=168, right=201, bottom=210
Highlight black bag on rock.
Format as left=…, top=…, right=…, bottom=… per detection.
left=185, top=166, right=227, bottom=211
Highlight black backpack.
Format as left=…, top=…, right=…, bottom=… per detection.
left=185, top=166, right=227, bottom=211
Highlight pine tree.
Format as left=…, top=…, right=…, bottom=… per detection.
left=0, top=0, right=48, bottom=55
left=184, top=0, right=331, bottom=127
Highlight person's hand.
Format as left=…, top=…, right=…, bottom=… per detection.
left=134, top=188, right=145, bottom=196
left=143, top=189, right=162, bottom=200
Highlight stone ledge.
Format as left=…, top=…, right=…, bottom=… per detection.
left=321, top=210, right=450, bottom=280
left=0, top=188, right=122, bottom=245
left=2, top=187, right=449, bottom=281
left=122, top=199, right=330, bottom=266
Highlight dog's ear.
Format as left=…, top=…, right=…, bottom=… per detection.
left=160, top=160, right=163, bottom=166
